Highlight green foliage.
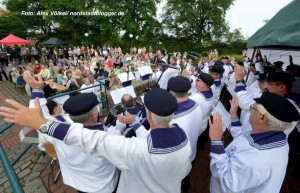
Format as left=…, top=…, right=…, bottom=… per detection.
left=3, top=0, right=246, bottom=55
left=0, top=13, right=26, bottom=38
left=162, top=0, right=234, bottom=51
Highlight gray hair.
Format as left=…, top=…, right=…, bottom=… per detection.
left=151, top=112, right=173, bottom=126
left=170, top=91, right=188, bottom=99
left=69, top=107, right=96, bottom=123
left=256, top=104, right=293, bottom=131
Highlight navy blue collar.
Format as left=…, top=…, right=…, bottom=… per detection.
left=198, top=90, right=213, bottom=100
left=171, top=62, right=177, bottom=66
left=214, top=79, right=221, bottom=87
left=250, top=131, right=286, bottom=145
left=147, top=124, right=188, bottom=154
left=126, top=106, right=140, bottom=115
left=174, top=99, right=196, bottom=115
left=85, top=124, right=104, bottom=131
left=245, top=131, right=287, bottom=150
left=55, top=115, right=66, bottom=122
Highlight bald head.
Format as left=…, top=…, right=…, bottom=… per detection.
left=121, top=94, right=134, bottom=108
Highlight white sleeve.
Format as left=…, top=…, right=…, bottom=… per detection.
left=235, top=83, right=255, bottom=110
left=229, top=118, right=243, bottom=138
left=131, top=122, right=150, bottom=138
left=29, top=89, right=51, bottom=119
left=152, top=71, right=161, bottom=81
left=50, top=122, right=145, bottom=170
left=210, top=141, right=270, bottom=192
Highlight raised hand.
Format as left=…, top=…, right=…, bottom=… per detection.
left=234, top=65, right=245, bottom=81
left=182, top=69, right=190, bottom=79
left=117, top=113, right=135, bottom=125
left=24, top=71, right=44, bottom=90
left=229, top=96, right=239, bottom=119
left=209, top=112, right=223, bottom=141
left=0, top=98, right=48, bottom=130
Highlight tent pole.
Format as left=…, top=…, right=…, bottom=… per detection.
left=245, top=48, right=257, bottom=83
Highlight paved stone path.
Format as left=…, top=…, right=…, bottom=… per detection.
left=0, top=79, right=299, bottom=193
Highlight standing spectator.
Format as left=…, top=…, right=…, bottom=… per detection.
left=7, top=63, right=14, bottom=83
left=26, top=48, right=31, bottom=63
left=20, top=45, right=28, bottom=64
left=63, top=48, right=69, bottom=59
left=30, top=47, right=39, bottom=62
left=0, top=63, right=9, bottom=82
left=58, top=49, right=64, bottom=59
left=41, top=48, right=48, bottom=64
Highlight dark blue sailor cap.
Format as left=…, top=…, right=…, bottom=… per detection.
left=144, top=88, right=178, bottom=116
left=63, top=93, right=98, bottom=116
left=263, top=66, right=276, bottom=74
left=257, top=73, right=266, bottom=81
left=167, top=76, right=191, bottom=92
left=198, top=73, right=214, bottom=86
left=254, top=92, right=300, bottom=122
left=273, top=61, right=284, bottom=67
left=209, top=64, right=225, bottom=74
left=266, top=72, right=295, bottom=84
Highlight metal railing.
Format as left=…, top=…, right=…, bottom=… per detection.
left=0, top=76, right=112, bottom=193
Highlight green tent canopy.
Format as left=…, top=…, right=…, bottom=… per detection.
left=247, top=0, right=300, bottom=49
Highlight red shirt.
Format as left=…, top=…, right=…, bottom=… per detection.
left=106, top=60, right=113, bottom=67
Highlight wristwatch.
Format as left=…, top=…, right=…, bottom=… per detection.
left=39, top=120, right=54, bottom=133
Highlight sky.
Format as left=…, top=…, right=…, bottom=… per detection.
left=225, top=0, right=293, bottom=37
left=157, top=0, right=293, bottom=38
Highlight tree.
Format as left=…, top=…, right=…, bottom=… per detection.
left=4, top=0, right=161, bottom=50
left=162, top=0, right=234, bottom=51
left=5, top=0, right=53, bottom=36
left=0, top=13, right=27, bottom=38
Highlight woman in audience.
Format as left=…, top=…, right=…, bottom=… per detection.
left=56, top=68, right=65, bottom=85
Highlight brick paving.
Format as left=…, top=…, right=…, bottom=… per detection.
left=1, top=79, right=300, bottom=193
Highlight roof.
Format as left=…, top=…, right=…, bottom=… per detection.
left=41, top=38, right=69, bottom=45
left=247, top=0, right=300, bottom=49
left=0, top=34, right=33, bottom=45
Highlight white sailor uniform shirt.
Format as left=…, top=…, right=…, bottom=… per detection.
left=211, top=77, right=224, bottom=106
left=115, top=106, right=141, bottom=134
left=223, top=64, right=232, bottom=78
left=152, top=64, right=179, bottom=90
left=30, top=90, right=119, bottom=193
left=189, top=90, right=214, bottom=135
left=210, top=118, right=289, bottom=193
left=46, top=122, right=192, bottom=193
left=235, top=82, right=262, bottom=125
left=169, top=99, right=202, bottom=161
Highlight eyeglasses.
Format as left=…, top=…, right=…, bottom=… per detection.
left=250, top=105, right=258, bottom=111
